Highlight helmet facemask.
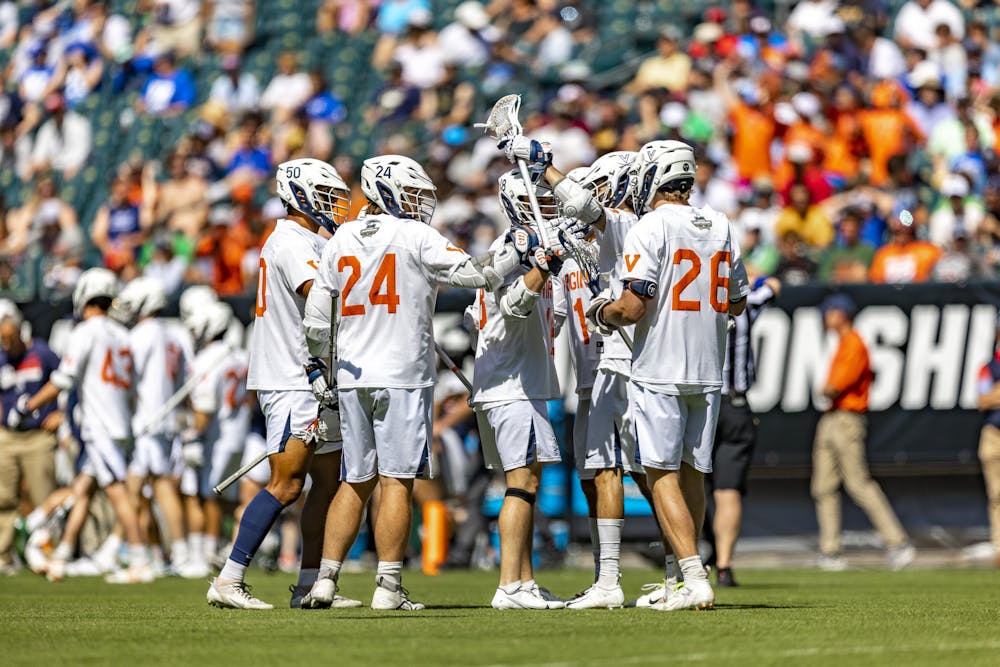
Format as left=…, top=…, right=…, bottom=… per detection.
left=398, top=185, right=437, bottom=225
left=312, top=184, right=352, bottom=228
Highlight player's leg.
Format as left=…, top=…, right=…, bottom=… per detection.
left=571, top=395, right=599, bottom=582
left=811, top=413, right=845, bottom=568
left=979, top=426, right=1000, bottom=566
left=47, top=472, right=96, bottom=581
left=143, top=433, right=186, bottom=568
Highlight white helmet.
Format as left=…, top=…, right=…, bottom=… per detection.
left=112, top=277, right=167, bottom=326
left=566, top=167, right=590, bottom=183
left=579, top=151, right=637, bottom=209
left=275, top=158, right=351, bottom=233
left=72, top=268, right=119, bottom=317
left=179, top=285, right=218, bottom=326
left=187, top=300, right=233, bottom=347
left=497, top=169, right=559, bottom=227
left=633, top=140, right=696, bottom=214
left=360, top=155, right=437, bottom=224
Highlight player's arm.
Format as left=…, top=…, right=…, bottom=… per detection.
left=420, top=226, right=519, bottom=292
left=586, top=223, right=656, bottom=332
left=596, top=285, right=650, bottom=327
left=728, top=232, right=752, bottom=316
left=28, top=329, right=89, bottom=411
left=498, top=266, right=549, bottom=320
left=550, top=273, right=567, bottom=336
left=543, top=163, right=606, bottom=232
left=303, top=242, right=338, bottom=359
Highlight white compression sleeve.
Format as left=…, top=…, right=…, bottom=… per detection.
left=499, top=276, right=540, bottom=319
left=447, top=244, right=520, bottom=291
left=303, top=287, right=334, bottom=358
left=552, top=176, right=603, bottom=224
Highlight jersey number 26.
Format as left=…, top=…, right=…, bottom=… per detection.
left=671, top=249, right=731, bottom=313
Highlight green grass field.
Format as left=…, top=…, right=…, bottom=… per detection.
left=2, top=568, right=998, bottom=666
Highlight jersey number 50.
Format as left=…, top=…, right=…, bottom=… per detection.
left=338, top=254, right=400, bottom=316
left=671, top=249, right=731, bottom=313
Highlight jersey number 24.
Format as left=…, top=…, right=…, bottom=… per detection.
left=338, top=254, right=400, bottom=316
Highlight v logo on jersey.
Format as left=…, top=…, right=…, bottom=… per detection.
left=624, top=254, right=640, bottom=272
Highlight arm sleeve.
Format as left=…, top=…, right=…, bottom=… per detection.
left=50, top=326, right=91, bottom=390
left=303, top=241, right=339, bottom=358
left=728, top=231, right=751, bottom=301
left=550, top=273, right=567, bottom=336
left=498, top=275, right=540, bottom=320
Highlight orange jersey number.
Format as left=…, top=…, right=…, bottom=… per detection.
left=572, top=297, right=590, bottom=344
left=339, top=254, right=400, bottom=316
left=255, top=258, right=267, bottom=317
left=224, top=369, right=248, bottom=410
left=101, top=349, right=133, bottom=389
left=670, top=249, right=731, bottom=314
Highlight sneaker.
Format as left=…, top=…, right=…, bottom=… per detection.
left=290, top=580, right=364, bottom=609
left=491, top=586, right=548, bottom=610
left=634, top=578, right=677, bottom=608
left=46, top=558, right=66, bottom=582
left=207, top=579, right=274, bottom=609
left=66, top=557, right=105, bottom=576
left=176, top=559, right=211, bottom=580
left=649, top=579, right=714, bottom=611
left=371, top=582, right=425, bottom=611
left=886, top=543, right=916, bottom=571
left=716, top=567, right=739, bottom=587
left=529, top=583, right=565, bottom=609
left=25, top=528, right=52, bottom=575
left=105, top=565, right=155, bottom=584
left=817, top=554, right=848, bottom=571
left=565, top=584, right=624, bottom=609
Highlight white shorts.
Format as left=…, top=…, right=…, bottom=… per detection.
left=631, top=383, right=720, bottom=473
left=257, top=389, right=342, bottom=457
left=128, top=433, right=176, bottom=478
left=481, top=399, right=561, bottom=472
left=79, top=436, right=130, bottom=488
left=242, top=432, right=270, bottom=486
left=338, top=386, right=433, bottom=483
left=585, top=369, right=641, bottom=477
left=180, top=436, right=243, bottom=500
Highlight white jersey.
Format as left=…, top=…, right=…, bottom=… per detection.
left=621, top=204, right=749, bottom=393
left=554, top=257, right=600, bottom=394
left=315, top=213, right=472, bottom=390
left=51, top=315, right=133, bottom=441
left=247, top=219, right=324, bottom=391
left=598, top=207, right=639, bottom=373
left=130, top=317, right=177, bottom=436
left=471, top=238, right=560, bottom=405
left=191, top=340, right=250, bottom=448
left=165, top=319, right=194, bottom=392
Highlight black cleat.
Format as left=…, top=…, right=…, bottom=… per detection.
left=716, top=567, right=739, bottom=587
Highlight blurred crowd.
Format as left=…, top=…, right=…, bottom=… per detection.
left=1, top=0, right=1000, bottom=301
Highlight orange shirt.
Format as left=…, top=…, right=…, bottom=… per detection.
left=869, top=241, right=941, bottom=284
left=730, top=103, right=775, bottom=180
left=858, top=108, right=924, bottom=186
left=827, top=329, right=872, bottom=413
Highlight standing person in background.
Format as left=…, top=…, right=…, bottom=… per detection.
left=703, top=276, right=780, bottom=587
left=0, top=304, right=60, bottom=574
left=975, top=315, right=1000, bottom=568
left=811, top=294, right=915, bottom=571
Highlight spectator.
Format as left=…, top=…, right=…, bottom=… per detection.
left=625, top=26, right=691, bottom=94
left=714, top=61, right=775, bottom=181
left=136, top=52, right=196, bottom=117
left=0, top=0, right=16, bottom=50
left=154, top=151, right=209, bottom=239
left=438, top=2, right=494, bottom=68
left=392, top=15, right=447, bottom=89
left=19, top=45, right=58, bottom=105
left=225, top=116, right=272, bottom=182
left=774, top=183, right=834, bottom=249
left=366, top=64, right=423, bottom=126
left=967, top=22, right=1000, bottom=88
left=208, top=54, right=261, bottom=115
left=529, top=10, right=574, bottom=71
left=932, top=228, right=990, bottom=282
left=531, top=101, right=595, bottom=171
left=194, top=205, right=255, bottom=296
left=4, top=177, right=79, bottom=257
left=893, top=0, right=964, bottom=51
left=0, top=306, right=61, bottom=575
left=376, top=0, right=432, bottom=36
left=91, top=177, right=153, bottom=273
left=858, top=81, right=923, bottom=186
left=740, top=213, right=780, bottom=276
left=142, top=234, right=187, bottom=295
left=929, top=174, right=985, bottom=246
left=0, top=124, right=32, bottom=182
left=57, top=42, right=104, bottom=109
left=786, top=0, right=840, bottom=40
left=818, top=209, right=877, bottom=283
left=906, top=63, right=955, bottom=137
left=260, top=51, right=313, bottom=122
left=774, top=232, right=818, bottom=286
left=869, top=215, right=942, bottom=283
left=812, top=294, right=915, bottom=571
left=29, top=93, right=92, bottom=181
left=302, top=71, right=347, bottom=161
left=148, top=0, right=203, bottom=59
left=317, top=0, right=378, bottom=36
left=206, top=0, right=255, bottom=55
left=856, top=26, right=906, bottom=80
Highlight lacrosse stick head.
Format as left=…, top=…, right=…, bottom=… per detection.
left=559, top=230, right=602, bottom=294
left=475, top=94, right=523, bottom=141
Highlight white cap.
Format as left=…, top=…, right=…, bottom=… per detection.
left=940, top=174, right=969, bottom=198
left=908, top=60, right=942, bottom=89
left=455, top=1, right=488, bottom=31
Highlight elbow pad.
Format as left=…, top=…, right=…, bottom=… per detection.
left=499, top=277, right=540, bottom=319
left=303, top=287, right=335, bottom=358
left=448, top=245, right=519, bottom=291
left=553, top=176, right=603, bottom=224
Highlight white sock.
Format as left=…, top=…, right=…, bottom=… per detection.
left=53, top=542, right=73, bottom=561
left=319, top=558, right=342, bottom=581
left=596, top=518, right=623, bottom=588
left=376, top=561, right=403, bottom=590
left=297, top=567, right=319, bottom=588
left=588, top=517, right=600, bottom=582
left=128, top=544, right=149, bottom=568
left=500, top=580, right=521, bottom=595
left=188, top=533, right=204, bottom=562
left=170, top=540, right=189, bottom=564
left=522, top=578, right=536, bottom=591
left=219, top=558, right=247, bottom=583
left=203, top=535, right=218, bottom=561
left=679, top=555, right=707, bottom=583
left=665, top=554, right=680, bottom=582
left=25, top=508, right=47, bottom=533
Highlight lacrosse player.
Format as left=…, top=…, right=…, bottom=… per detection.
left=467, top=168, right=568, bottom=610
left=20, top=268, right=154, bottom=583
left=209, top=159, right=355, bottom=610
left=586, top=140, right=749, bottom=611
left=112, top=277, right=189, bottom=573
left=301, top=154, right=516, bottom=611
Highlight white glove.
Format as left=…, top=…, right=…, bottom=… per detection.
left=584, top=289, right=618, bottom=336
left=554, top=215, right=590, bottom=242
left=6, top=395, right=37, bottom=431
left=181, top=430, right=204, bottom=468
left=304, top=357, right=338, bottom=410
left=499, top=136, right=552, bottom=166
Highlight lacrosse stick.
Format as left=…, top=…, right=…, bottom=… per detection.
left=476, top=94, right=554, bottom=249
left=135, top=343, right=231, bottom=438
left=559, top=231, right=634, bottom=351
left=434, top=341, right=473, bottom=394
left=213, top=451, right=267, bottom=495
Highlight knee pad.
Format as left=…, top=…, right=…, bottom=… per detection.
left=505, top=487, right=536, bottom=506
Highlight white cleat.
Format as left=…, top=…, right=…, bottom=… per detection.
left=371, top=583, right=425, bottom=611
left=565, top=584, right=625, bottom=609
left=45, top=558, right=66, bottom=582
left=25, top=529, right=52, bottom=575
left=491, top=587, right=548, bottom=610
left=290, top=580, right=364, bottom=609
left=105, top=565, right=155, bottom=584
left=634, top=578, right=678, bottom=608
left=66, top=557, right=105, bottom=576
left=817, top=554, right=848, bottom=571
left=649, top=579, right=714, bottom=611
left=887, top=543, right=916, bottom=571
left=176, top=559, right=211, bottom=580
left=207, top=579, right=274, bottom=609
left=529, top=583, right=565, bottom=609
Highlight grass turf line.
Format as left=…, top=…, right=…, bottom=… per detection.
left=1, top=568, right=998, bottom=666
